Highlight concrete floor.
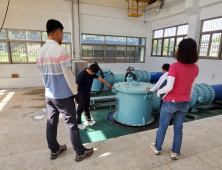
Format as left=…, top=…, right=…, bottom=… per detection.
left=0, top=88, right=222, bottom=170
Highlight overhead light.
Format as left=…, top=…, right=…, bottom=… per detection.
left=155, top=5, right=161, bottom=13
left=155, top=0, right=164, bottom=14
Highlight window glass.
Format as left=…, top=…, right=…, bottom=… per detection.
left=106, top=46, right=115, bottom=63
left=94, top=45, right=104, bottom=63
left=136, top=47, right=144, bottom=62
left=10, top=42, right=27, bottom=62
left=81, top=34, right=105, bottom=44
left=199, top=34, right=210, bottom=56
left=127, top=37, right=145, bottom=45
left=8, top=30, right=41, bottom=41
left=0, top=42, right=9, bottom=62
left=164, top=27, right=176, bottom=37
left=106, top=36, right=126, bottom=45
left=82, top=45, right=93, bottom=62
left=209, top=33, right=221, bottom=57
left=157, top=40, right=162, bottom=55
left=116, top=46, right=125, bottom=62
left=0, top=29, right=7, bottom=39
left=152, top=40, right=157, bottom=55
left=63, top=33, right=71, bottom=42
left=163, top=39, right=169, bottom=56
left=127, top=47, right=135, bottom=62
left=42, top=32, right=48, bottom=41
left=27, top=43, right=41, bottom=62
left=202, top=18, right=222, bottom=32
left=177, top=25, right=188, bottom=35
left=61, top=44, right=71, bottom=57
left=154, top=30, right=163, bottom=38
left=168, top=38, right=175, bottom=56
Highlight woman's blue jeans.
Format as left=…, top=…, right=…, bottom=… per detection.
left=155, top=101, right=189, bottom=155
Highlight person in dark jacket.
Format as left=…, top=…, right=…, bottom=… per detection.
left=76, top=64, right=112, bottom=130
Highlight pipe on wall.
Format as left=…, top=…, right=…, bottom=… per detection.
left=70, top=1, right=75, bottom=59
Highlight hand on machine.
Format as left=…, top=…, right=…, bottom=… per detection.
left=146, top=87, right=151, bottom=91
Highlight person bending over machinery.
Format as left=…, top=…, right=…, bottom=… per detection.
left=76, top=64, right=112, bottom=130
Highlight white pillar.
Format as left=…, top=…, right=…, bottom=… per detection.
left=146, top=21, right=153, bottom=58
left=71, top=1, right=81, bottom=60
left=185, top=0, right=201, bottom=46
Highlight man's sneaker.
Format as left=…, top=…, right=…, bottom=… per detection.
left=170, top=150, right=179, bottom=160
left=150, top=143, right=161, bottom=155
left=50, top=144, right=67, bottom=160
left=85, top=120, right=96, bottom=126
left=75, top=147, right=93, bottom=162
left=78, top=124, right=86, bottom=130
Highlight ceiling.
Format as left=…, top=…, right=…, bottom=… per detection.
left=79, top=0, right=128, bottom=9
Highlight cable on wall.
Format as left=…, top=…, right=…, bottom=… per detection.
left=0, top=0, right=10, bottom=33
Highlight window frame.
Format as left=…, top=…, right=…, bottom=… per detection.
left=81, top=33, right=146, bottom=63
left=151, top=24, right=188, bottom=58
left=198, top=17, right=222, bottom=60
left=0, top=28, right=72, bottom=64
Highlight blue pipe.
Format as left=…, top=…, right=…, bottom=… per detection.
left=211, top=84, right=222, bottom=101
left=149, top=72, right=163, bottom=82
left=91, top=69, right=162, bottom=92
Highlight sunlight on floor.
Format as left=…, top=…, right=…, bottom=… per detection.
left=0, top=90, right=6, bottom=96
left=0, top=92, right=15, bottom=111
left=99, top=152, right=110, bottom=157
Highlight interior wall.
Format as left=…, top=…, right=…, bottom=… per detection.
left=146, top=0, right=222, bottom=85
left=0, top=1, right=146, bottom=88
left=0, top=1, right=71, bottom=89
left=151, top=12, right=189, bottom=30
left=80, top=3, right=148, bottom=37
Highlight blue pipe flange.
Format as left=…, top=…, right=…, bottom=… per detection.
left=132, top=71, right=140, bottom=81
left=196, top=84, right=210, bottom=105
left=141, top=71, right=151, bottom=82
left=189, top=90, right=197, bottom=108
left=110, top=72, right=117, bottom=84
left=194, top=85, right=204, bottom=106
left=138, top=71, right=144, bottom=82
left=201, top=83, right=215, bottom=104
left=139, top=71, right=146, bottom=82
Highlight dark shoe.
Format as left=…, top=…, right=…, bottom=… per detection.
left=50, top=144, right=67, bottom=160
left=75, top=148, right=93, bottom=162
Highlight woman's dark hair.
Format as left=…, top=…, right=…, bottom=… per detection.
left=46, top=19, right=64, bottom=35
left=176, top=38, right=198, bottom=64
left=89, top=64, right=99, bottom=73
left=162, top=63, right=170, bottom=71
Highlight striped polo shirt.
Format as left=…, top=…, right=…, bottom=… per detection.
left=37, top=40, right=73, bottom=99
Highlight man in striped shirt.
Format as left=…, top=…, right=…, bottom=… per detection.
left=37, top=19, right=93, bottom=162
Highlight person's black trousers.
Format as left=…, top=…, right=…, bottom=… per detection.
left=45, top=96, right=85, bottom=155
left=76, top=93, right=91, bottom=124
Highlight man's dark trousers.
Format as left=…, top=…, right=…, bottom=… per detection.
left=45, top=96, right=85, bottom=155
left=76, top=93, right=91, bottom=124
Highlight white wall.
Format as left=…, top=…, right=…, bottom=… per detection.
left=145, top=57, right=222, bottom=85
left=2, top=0, right=222, bottom=88
left=80, top=3, right=147, bottom=37
left=0, top=0, right=146, bottom=88
left=0, top=0, right=71, bottom=89
left=146, top=0, right=222, bottom=85
left=0, top=64, right=43, bottom=88
left=200, top=1, right=222, bottom=20
left=151, top=12, right=189, bottom=30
